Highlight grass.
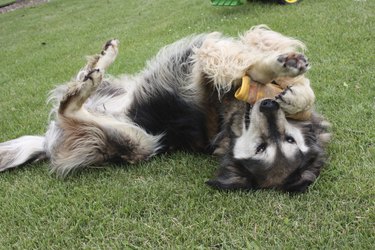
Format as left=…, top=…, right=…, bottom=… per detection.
left=0, top=0, right=374, bottom=248
left=0, top=0, right=14, bottom=5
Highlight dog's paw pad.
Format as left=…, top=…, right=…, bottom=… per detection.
left=277, top=53, right=309, bottom=76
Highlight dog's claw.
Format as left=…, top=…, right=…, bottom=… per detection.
left=275, top=94, right=286, bottom=103
left=95, top=39, right=119, bottom=71
left=275, top=85, right=294, bottom=105
left=103, top=39, right=119, bottom=51
left=83, top=69, right=101, bottom=82
left=285, top=85, right=293, bottom=94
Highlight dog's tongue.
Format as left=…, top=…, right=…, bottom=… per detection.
left=234, top=76, right=312, bottom=120
left=235, top=76, right=283, bottom=104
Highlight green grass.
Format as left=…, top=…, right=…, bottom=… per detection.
left=0, top=0, right=374, bottom=248
left=0, top=0, right=13, bottom=6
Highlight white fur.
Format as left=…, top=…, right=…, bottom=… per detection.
left=193, top=25, right=307, bottom=96
left=283, top=123, right=309, bottom=155
left=0, top=136, right=45, bottom=171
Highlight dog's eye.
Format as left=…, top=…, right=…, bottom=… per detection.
left=286, top=136, right=296, bottom=144
left=255, top=143, right=267, bottom=154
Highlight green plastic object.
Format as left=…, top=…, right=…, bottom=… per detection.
left=211, top=0, right=244, bottom=6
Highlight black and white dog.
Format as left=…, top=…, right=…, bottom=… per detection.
left=0, top=26, right=330, bottom=192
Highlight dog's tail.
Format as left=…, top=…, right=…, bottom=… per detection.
left=0, top=136, right=47, bottom=172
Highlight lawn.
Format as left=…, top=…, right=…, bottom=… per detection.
left=0, top=0, right=374, bottom=248
left=0, top=0, right=11, bottom=6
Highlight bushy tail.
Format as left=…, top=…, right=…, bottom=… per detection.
left=0, top=136, right=47, bottom=172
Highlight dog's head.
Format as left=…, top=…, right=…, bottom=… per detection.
left=207, top=99, right=331, bottom=193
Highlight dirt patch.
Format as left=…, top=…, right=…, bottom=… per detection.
left=0, top=0, right=48, bottom=14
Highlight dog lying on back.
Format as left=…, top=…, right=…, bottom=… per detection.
left=0, top=25, right=330, bottom=192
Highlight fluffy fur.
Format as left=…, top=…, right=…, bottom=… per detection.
left=0, top=25, right=330, bottom=192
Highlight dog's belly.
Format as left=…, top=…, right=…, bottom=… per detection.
left=83, top=78, right=137, bottom=117
left=127, top=88, right=210, bottom=152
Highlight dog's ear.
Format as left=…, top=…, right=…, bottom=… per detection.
left=282, top=170, right=317, bottom=193
left=206, top=166, right=253, bottom=191
left=282, top=148, right=325, bottom=193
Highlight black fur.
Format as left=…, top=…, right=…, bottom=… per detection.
left=128, top=90, right=209, bottom=152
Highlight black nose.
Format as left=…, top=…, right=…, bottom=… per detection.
left=259, top=99, right=279, bottom=113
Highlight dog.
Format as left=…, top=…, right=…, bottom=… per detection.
left=0, top=25, right=330, bottom=192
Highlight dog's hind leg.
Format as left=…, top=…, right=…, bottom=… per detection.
left=48, top=116, right=161, bottom=177
left=49, top=40, right=161, bottom=177
left=58, top=39, right=119, bottom=116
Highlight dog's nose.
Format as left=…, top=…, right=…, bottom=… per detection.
left=259, top=99, right=279, bottom=113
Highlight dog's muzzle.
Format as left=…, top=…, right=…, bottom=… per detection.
left=259, top=99, right=279, bottom=113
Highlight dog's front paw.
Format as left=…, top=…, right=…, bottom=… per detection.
left=275, top=85, right=314, bottom=115
left=276, top=53, right=310, bottom=77
left=275, top=86, right=299, bottom=114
